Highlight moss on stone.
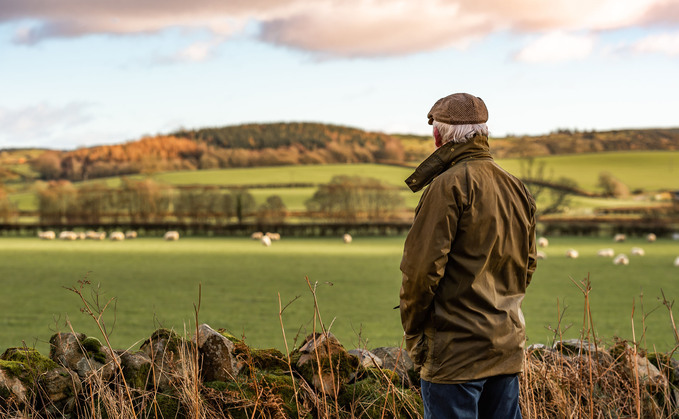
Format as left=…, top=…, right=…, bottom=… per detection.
left=79, top=337, right=107, bottom=364
left=261, top=372, right=299, bottom=417
left=1, top=348, right=58, bottom=376
left=0, top=360, right=27, bottom=379
left=124, top=361, right=151, bottom=389
left=154, top=392, right=182, bottom=418
left=340, top=376, right=423, bottom=417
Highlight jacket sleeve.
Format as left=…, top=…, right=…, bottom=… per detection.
left=399, top=177, right=462, bottom=336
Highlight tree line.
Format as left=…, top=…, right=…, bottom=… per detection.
left=2, top=176, right=403, bottom=226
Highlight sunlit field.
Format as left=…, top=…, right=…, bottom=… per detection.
left=2, top=235, right=678, bottom=357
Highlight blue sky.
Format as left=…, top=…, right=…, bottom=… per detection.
left=0, top=0, right=678, bottom=150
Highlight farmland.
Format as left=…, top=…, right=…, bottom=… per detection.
left=1, top=235, right=678, bottom=357
left=6, top=151, right=679, bottom=215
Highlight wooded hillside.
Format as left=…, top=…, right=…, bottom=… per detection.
left=22, top=124, right=679, bottom=182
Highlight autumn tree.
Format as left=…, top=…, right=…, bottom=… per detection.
left=598, top=171, right=630, bottom=198
left=257, top=195, right=287, bottom=224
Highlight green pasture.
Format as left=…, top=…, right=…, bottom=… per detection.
left=1, top=236, right=679, bottom=358
left=497, top=151, right=679, bottom=192
left=8, top=152, right=679, bottom=213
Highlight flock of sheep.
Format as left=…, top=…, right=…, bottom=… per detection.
left=250, top=231, right=353, bottom=247
left=37, top=230, right=179, bottom=241
left=537, top=233, right=679, bottom=267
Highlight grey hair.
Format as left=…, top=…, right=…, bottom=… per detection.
left=434, top=120, right=489, bottom=145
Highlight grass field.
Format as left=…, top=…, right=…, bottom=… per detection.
left=2, top=235, right=679, bottom=357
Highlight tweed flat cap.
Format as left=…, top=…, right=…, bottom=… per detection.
left=427, top=93, right=488, bottom=125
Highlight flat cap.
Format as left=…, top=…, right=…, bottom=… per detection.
left=427, top=93, right=488, bottom=125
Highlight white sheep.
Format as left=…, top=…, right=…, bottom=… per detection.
left=266, top=232, right=281, bottom=241
left=251, top=231, right=263, bottom=240
left=38, top=231, right=55, bottom=240
left=614, top=254, right=629, bottom=265
left=343, top=233, right=353, bottom=244
left=125, top=230, right=138, bottom=239
left=164, top=231, right=179, bottom=241
left=614, top=234, right=626, bottom=242
left=536, top=250, right=547, bottom=260
left=110, top=231, right=125, bottom=241
left=537, top=237, right=549, bottom=248
left=646, top=233, right=657, bottom=242
left=631, top=247, right=645, bottom=256
left=59, top=231, right=78, bottom=240
left=565, top=249, right=579, bottom=259
left=674, top=256, right=679, bottom=267
left=261, top=235, right=272, bottom=247
left=597, top=248, right=615, bottom=258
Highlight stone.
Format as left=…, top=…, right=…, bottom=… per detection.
left=0, top=367, right=27, bottom=407
left=370, top=347, right=416, bottom=387
left=37, top=367, right=81, bottom=414
left=118, top=350, right=152, bottom=389
left=295, top=332, right=359, bottom=395
left=49, top=332, right=86, bottom=371
left=348, top=348, right=383, bottom=369
left=140, top=328, right=193, bottom=391
left=194, top=323, right=237, bottom=382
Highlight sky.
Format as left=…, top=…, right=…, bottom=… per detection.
left=0, top=0, right=678, bottom=150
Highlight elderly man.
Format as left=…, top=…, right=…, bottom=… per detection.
left=399, top=93, right=537, bottom=418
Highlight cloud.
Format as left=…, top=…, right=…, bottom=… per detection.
left=1, top=0, right=675, bottom=57
left=514, top=31, right=596, bottom=63
left=630, top=31, right=679, bottom=55
left=0, top=103, right=92, bottom=147
left=154, top=38, right=225, bottom=64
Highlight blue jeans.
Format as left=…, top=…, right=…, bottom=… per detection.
left=421, top=374, right=522, bottom=419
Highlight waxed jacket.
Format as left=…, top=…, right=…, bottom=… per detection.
left=399, top=135, right=537, bottom=384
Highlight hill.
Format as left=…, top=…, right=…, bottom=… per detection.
left=14, top=124, right=679, bottom=182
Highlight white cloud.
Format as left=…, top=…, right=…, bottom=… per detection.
left=0, top=0, right=675, bottom=57
left=514, top=31, right=596, bottom=63
left=0, top=103, right=92, bottom=148
left=631, top=31, right=679, bottom=56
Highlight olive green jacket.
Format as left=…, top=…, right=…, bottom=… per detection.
left=399, top=135, right=537, bottom=383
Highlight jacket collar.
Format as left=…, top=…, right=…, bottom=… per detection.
left=405, top=134, right=492, bottom=192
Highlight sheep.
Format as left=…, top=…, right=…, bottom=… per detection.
left=537, top=237, right=549, bottom=248
left=251, top=231, right=263, bottom=240
left=631, top=247, right=645, bottom=256
left=614, top=234, right=626, bottom=242
left=38, top=231, right=55, bottom=240
left=343, top=233, right=353, bottom=244
left=597, top=248, right=615, bottom=258
left=613, top=254, right=629, bottom=265
left=77, top=232, right=86, bottom=240
left=261, top=235, right=272, bottom=247
left=164, top=231, right=179, bottom=241
left=536, top=251, right=547, bottom=260
left=565, top=249, right=579, bottom=259
left=59, top=231, right=78, bottom=241
left=110, top=231, right=125, bottom=241
left=125, top=230, right=138, bottom=239
left=85, top=230, right=106, bottom=240
left=646, top=233, right=657, bottom=242
left=266, top=232, right=281, bottom=241
left=674, top=256, right=679, bottom=267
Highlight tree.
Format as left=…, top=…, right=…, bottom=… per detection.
left=519, top=157, right=576, bottom=215
left=257, top=195, right=287, bottom=224
left=598, top=172, right=630, bottom=198
left=30, top=151, right=62, bottom=180
left=230, top=189, right=256, bottom=223
left=305, top=175, right=404, bottom=221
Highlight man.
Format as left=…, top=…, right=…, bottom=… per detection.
left=399, top=93, right=537, bottom=418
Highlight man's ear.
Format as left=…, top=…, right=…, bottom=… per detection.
left=434, top=125, right=442, bottom=148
